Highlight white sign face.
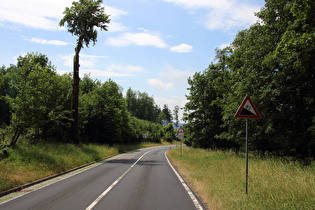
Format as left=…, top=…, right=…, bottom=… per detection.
left=178, top=126, right=185, bottom=133
left=243, top=100, right=256, bottom=115
left=178, top=133, right=184, bottom=140
left=234, top=95, right=261, bottom=119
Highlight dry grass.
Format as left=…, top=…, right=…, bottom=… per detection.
left=167, top=147, right=315, bottom=210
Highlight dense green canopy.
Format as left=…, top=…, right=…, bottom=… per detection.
left=184, top=0, right=315, bottom=158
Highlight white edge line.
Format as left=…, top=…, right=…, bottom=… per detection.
left=164, top=151, right=204, bottom=210
left=85, top=149, right=156, bottom=210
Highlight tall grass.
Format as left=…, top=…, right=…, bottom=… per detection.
left=0, top=142, right=117, bottom=193
left=167, top=147, right=315, bottom=210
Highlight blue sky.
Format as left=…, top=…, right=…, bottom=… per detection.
left=0, top=0, right=265, bottom=122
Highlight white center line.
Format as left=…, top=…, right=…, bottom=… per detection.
left=85, top=148, right=157, bottom=210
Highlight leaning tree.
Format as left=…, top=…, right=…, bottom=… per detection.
left=59, top=0, right=110, bottom=143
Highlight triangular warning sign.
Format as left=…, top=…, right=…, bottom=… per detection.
left=177, top=126, right=185, bottom=133
left=234, top=95, right=261, bottom=119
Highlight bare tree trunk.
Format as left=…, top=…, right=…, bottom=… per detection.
left=72, top=36, right=83, bottom=144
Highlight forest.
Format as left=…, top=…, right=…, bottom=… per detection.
left=183, top=0, right=314, bottom=159
left=0, top=53, right=176, bottom=148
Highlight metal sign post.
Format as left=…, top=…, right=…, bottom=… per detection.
left=177, top=126, right=185, bottom=156
left=235, top=95, right=261, bottom=194
left=245, top=119, right=249, bottom=194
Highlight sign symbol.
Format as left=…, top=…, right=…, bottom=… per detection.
left=235, top=95, right=261, bottom=119
left=177, top=126, right=185, bottom=133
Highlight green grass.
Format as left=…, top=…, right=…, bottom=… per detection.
left=0, top=141, right=171, bottom=194
left=167, top=147, right=315, bottom=210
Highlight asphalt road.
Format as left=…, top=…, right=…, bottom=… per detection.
left=0, top=146, right=204, bottom=210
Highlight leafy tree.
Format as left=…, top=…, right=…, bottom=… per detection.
left=163, top=123, right=175, bottom=142
left=81, top=79, right=133, bottom=144
left=81, top=73, right=101, bottom=95
left=158, top=111, right=166, bottom=125
left=0, top=65, right=14, bottom=126
left=184, top=0, right=315, bottom=158
left=162, top=104, right=172, bottom=124
left=125, top=88, right=157, bottom=122
left=184, top=63, right=230, bottom=149
left=59, top=0, right=110, bottom=144
left=223, top=0, right=315, bottom=157
left=5, top=53, right=72, bottom=145
left=173, top=105, right=179, bottom=129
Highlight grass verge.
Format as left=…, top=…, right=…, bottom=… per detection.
left=167, top=147, right=315, bottom=210
left=0, top=141, right=171, bottom=194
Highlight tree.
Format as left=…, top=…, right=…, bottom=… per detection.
left=125, top=88, right=157, bottom=122
left=173, top=105, right=179, bottom=129
left=5, top=53, right=72, bottom=146
left=183, top=0, right=315, bottom=157
left=158, top=111, right=166, bottom=125
left=0, top=65, right=13, bottom=127
left=184, top=63, right=230, bottom=149
left=162, top=104, right=172, bottom=124
left=59, top=0, right=110, bottom=144
left=80, top=79, right=133, bottom=144
left=163, top=123, right=175, bottom=142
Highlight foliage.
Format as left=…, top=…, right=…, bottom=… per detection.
left=59, top=0, right=110, bottom=48
left=125, top=88, right=158, bottom=122
left=0, top=65, right=13, bottom=126
left=80, top=79, right=135, bottom=144
left=184, top=0, right=315, bottom=159
left=3, top=53, right=72, bottom=145
left=162, top=104, right=172, bottom=124
left=129, top=116, right=163, bottom=143
left=163, top=123, right=175, bottom=142
left=59, top=0, right=111, bottom=144
left=0, top=52, right=168, bottom=149
left=173, top=105, right=180, bottom=129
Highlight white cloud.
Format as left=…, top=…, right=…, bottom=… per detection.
left=159, top=64, right=193, bottom=85
left=0, top=0, right=72, bottom=30
left=60, top=53, right=109, bottom=68
left=163, top=0, right=261, bottom=32
left=218, top=43, right=230, bottom=49
left=81, top=54, right=109, bottom=59
left=170, top=43, right=193, bottom=53
left=108, top=22, right=128, bottom=32
left=105, top=6, right=128, bottom=32
left=155, top=96, right=187, bottom=109
left=0, top=0, right=127, bottom=31
left=163, top=0, right=231, bottom=9
left=106, top=64, right=144, bottom=73
left=80, top=69, right=134, bottom=78
left=147, top=79, right=175, bottom=90
left=105, top=5, right=128, bottom=18
left=81, top=63, right=144, bottom=78
left=28, top=38, right=68, bottom=46
left=106, top=32, right=167, bottom=48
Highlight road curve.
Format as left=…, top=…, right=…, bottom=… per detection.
left=0, top=146, right=204, bottom=210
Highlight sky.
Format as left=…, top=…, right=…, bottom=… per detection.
left=0, top=0, right=265, bottom=122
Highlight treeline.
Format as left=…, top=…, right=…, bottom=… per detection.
left=183, top=0, right=315, bottom=159
left=0, top=53, right=174, bottom=146
left=125, top=88, right=172, bottom=124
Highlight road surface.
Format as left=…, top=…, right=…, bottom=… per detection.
left=0, top=146, right=204, bottom=210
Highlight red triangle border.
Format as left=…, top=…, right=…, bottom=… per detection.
left=234, top=95, right=261, bottom=119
